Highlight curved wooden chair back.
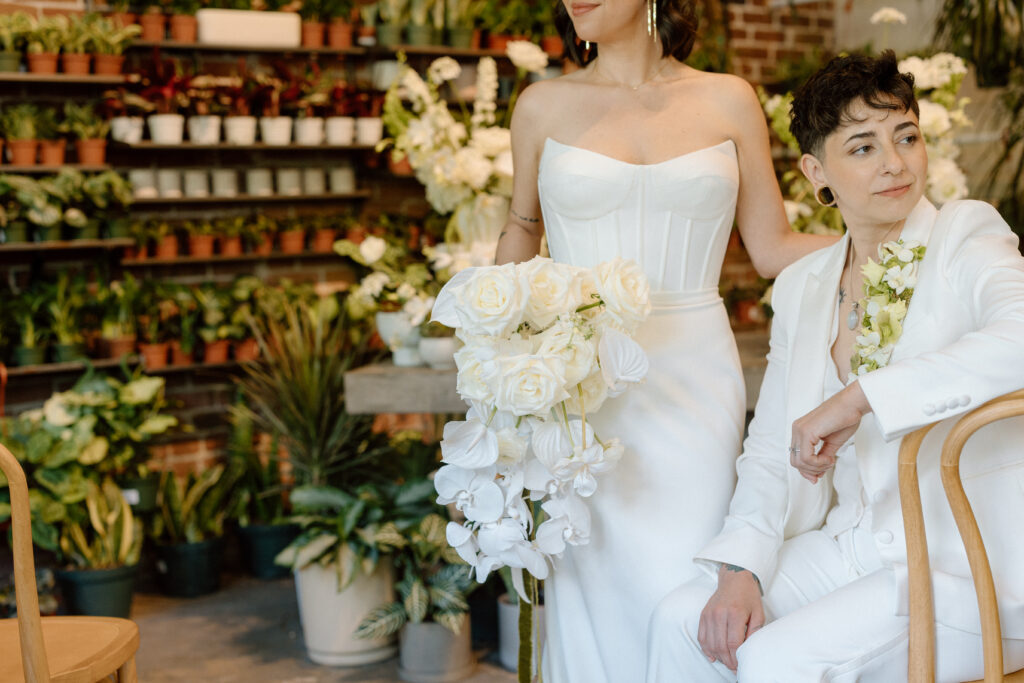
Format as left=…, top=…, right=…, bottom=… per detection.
left=900, top=389, right=1024, bottom=683
left=0, top=440, right=51, bottom=681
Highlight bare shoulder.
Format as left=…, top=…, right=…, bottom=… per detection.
left=688, top=71, right=761, bottom=112
left=511, top=73, right=588, bottom=139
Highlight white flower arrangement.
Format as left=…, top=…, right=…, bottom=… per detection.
left=850, top=239, right=926, bottom=378
left=431, top=256, right=651, bottom=598
left=870, top=7, right=907, bottom=24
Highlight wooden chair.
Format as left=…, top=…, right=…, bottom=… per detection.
left=0, top=442, right=139, bottom=682
left=899, top=389, right=1024, bottom=683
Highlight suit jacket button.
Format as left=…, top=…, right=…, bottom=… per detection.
left=876, top=530, right=895, bottom=544
left=947, top=397, right=960, bottom=410
left=924, top=404, right=936, bottom=416
left=960, top=395, right=971, bottom=407
left=936, top=403, right=947, bottom=413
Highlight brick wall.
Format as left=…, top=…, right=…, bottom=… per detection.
left=727, top=0, right=835, bottom=84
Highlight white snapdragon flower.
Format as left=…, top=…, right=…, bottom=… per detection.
left=428, top=56, right=461, bottom=83
left=453, top=146, right=494, bottom=190
left=870, top=7, right=907, bottom=24
left=506, top=40, right=548, bottom=75
left=358, top=235, right=387, bottom=264
left=399, top=68, right=433, bottom=107
left=472, top=57, right=499, bottom=128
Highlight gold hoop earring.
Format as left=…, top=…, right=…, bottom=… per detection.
left=815, top=185, right=837, bottom=207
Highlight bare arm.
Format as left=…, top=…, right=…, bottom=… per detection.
left=723, top=76, right=837, bottom=278
left=495, top=83, right=546, bottom=265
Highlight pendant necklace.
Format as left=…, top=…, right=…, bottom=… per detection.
left=839, top=221, right=901, bottom=331
left=596, top=59, right=669, bottom=91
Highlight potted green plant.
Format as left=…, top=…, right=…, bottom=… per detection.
left=25, top=15, right=62, bottom=74
left=47, top=273, right=87, bottom=362
left=1, top=103, right=41, bottom=166
left=138, top=1, right=168, bottom=42
left=299, top=0, right=327, bottom=48
left=0, top=12, right=32, bottom=72
left=12, top=288, right=49, bottom=366
left=168, top=285, right=201, bottom=365
left=89, top=16, right=141, bottom=75
left=227, top=403, right=297, bottom=579
left=99, top=276, right=139, bottom=360
left=35, top=106, right=67, bottom=167
left=184, top=219, right=216, bottom=257
left=195, top=285, right=234, bottom=363
left=356, top=512, right=476, bottom=683
left=376, top=0, right=410, bottom=46
left=137, top=283, right=171, bottom=370
left=62, top=101, right=110, bottom=166
left=445, top=0, right=479, bottom=48
left=228, top=276, right=261, bottom=361
left=250, top=214, right=276, bottom=255
left=102, top=87, right=153, bottom=144
left=406, top=0, right=437, bottom=46
left=326, top=0, right=355, bottom=48
left=139, top=54, right=191, bottom=144
left=216, top=216, right=245, bottom=256
left=150, top=462, right=244, bottom=597
left=107, top=0, right=137, bottom=30
left=534, top=0, right=561, bottom=56
left=482, top=0, right=532, bottom=49
left=277, top=216, right=306, bottom=254
left=58, top=14, right=92, bottom=75
left=169, top=0, right=201, bottom=43
left=151, top=220, right=180, bottom=259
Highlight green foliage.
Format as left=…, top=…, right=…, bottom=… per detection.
left=935, top=0, right=1023, bottom=87
left=13, top=288, right=49, bottom=349
left=59, top=477, right=143, bottom=569
left=63, top=101, right=110, bottom=140
left=1, top=103, right=40, bottom=141
left=479, top=0, right=534, bottom=35
left=151, top=461, right=245, bottom=545
left=228, top=399, right=288, bottom=526
left=47, top=272, right=87, bottom=345
left=88, top=16, right=141, bottom=56
left=26, top=15, right=64, bottom=55
left=0, top=12, right=34, bottom=53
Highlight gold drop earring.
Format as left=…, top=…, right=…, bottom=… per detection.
left=648, top=0, right=657, bottom=41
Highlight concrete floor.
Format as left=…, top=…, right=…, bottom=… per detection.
left=133, top=575, right=518, bottom=683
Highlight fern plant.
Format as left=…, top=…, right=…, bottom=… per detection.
left=355, top=512, right=474, bottom=639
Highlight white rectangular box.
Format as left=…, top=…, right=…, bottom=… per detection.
left=196, top=9, right=300, bottom=48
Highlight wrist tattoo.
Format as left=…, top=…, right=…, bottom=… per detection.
left=724, top=563, right=763, bottom=592
left=511, top=208, right=540, bottom=224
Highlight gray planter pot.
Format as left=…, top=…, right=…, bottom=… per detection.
left=398, top=616, right=475, bottom=683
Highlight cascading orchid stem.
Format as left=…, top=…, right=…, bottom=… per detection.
left=579, top=385, right=587, bottom=445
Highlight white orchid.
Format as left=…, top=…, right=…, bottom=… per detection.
left=535, top=495, right=592, bottom=555
left=440, top=417, right=500, bottom=469
left=435, top=464, right=506, bottom=522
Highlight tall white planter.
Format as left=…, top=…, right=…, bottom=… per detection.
left=148, top=114, right=185, bottom=144
left=223, top=116, right=258, bottom=145
left=398, top=616, right=475, bottom=683
left=325, top=116, right=355, bottom=145
left=111, top=116, right=144, bottom=144
left=187, top=115, right=222, bottom=144
left=294, top=562, right=396, bottom=666
left=294, top=116, right=325, bottom=145
left=260, top=116, right=293, bottom=145
left=355, top=117, right=384, bottom=146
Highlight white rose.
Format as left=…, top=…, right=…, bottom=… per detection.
left=506, top=40, right=548, bottom=75
left=517, top=256, right=581, bottom=330
left=455, top=343, right=497, bottom=403
left=454, top=262, right=525, bottom=337
left=487, top=354, right=570, bottom=416
left=359, top=235, right=387, bottom=264
left=562, top=369, right=609, bottom=416
left=592, top=258, right=652, bottom=331
left=534, top=319, right=597, bottom=386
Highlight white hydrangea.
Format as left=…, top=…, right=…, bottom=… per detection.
left=870, top=7, right=907, bottom=24
left=927, top=156, right=969, bottom=204
left=428, top=56, right=461, bottom=84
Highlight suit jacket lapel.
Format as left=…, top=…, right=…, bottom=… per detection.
left=890, top=197, right=938, bottom=364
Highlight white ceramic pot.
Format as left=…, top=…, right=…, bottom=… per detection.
left=156, top=169, right=182, bottom=198
left=294, top=562, right=396, bottom=666
left=182, top=169, right=209, bottom=197
left=375, top=311, right=422, bottom=367
left=325, top=116, right=355, bottom=145
left=260, top=116, right=293, bottom=145
left=497, top=593, right=545, bottom=673
left=223, top=116, right=258, bottom=145
left=245, top=168, right=274, bottom=196
left=293, top=116, right=325, bottom=145
left=275, top=168, right=302, bottom=196
left=302, top=168, right=325, bottom=195
left=370, top=60, right=401, bottom=91
left=187, top=115, right=222, bottom=144
left=398, top=616, right=475, bottom=683
left=196, top=8, right=301, bottom=48
left=210, top=169, right=238, bottom=197
left=329, top=164, right=356, bottom=194
left=147, top=113, right=185, bottom=144
left=417, top=337, right=458, bottom=370
left=128, top=169, right=158, bottom=198
left=355, top=117, right=384, bottom=146
left=110, top=116, right=144, bottom=144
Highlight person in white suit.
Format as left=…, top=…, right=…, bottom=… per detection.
left=645, top=51, right=1024, bottom=682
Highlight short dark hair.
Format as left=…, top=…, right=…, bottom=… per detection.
left=556, top=0, right=698, bottom=67
left=789, top=51, right=919, bottom=156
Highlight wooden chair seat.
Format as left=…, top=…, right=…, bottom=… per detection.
left=0, top=616, right=138, bottom=682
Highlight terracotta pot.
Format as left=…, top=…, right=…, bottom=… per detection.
left=233, top=338, right=259, bottom=362
left=220, top=235, right=243, bottom=256
left=38, top=140, right=66, bottom=166
left=486, top=34, right=512, bottom=51
left=188, top=234, right=215, bottom=258
left=356, top=25, right=375, bottom=46
left=253, top=235, right=274, bottom=255
left=203, top=339, right=230, bottom=364
left=541, top=35, right=563, bottom=57
left=301, top=21, right=325, bottom=48
left=169, top=14, right=197, bottom=43
left=75, top=139, right=107, bottom=166
left=61, top=53, right=91, bottom=75
left=327, top=20, right=353, bottom=48
left=170, top=340, right=195, bottom=366
left=388, top=153, right=414, bottom=176
left=109, top=12, right=136, bottom=27
left=104, top=336, right=137, bottom=360
left=139, top=12, right=166, bottom=42
left=278, top=229, right=305, bottom=254
left=156, top=234, right=179, bottom=259
left=345, top=225, right=366, bottom=244
left=7, top=140, right=38, bottom=166
left=27, top=53, right=58, bottom=74
left=139, top=342, right=169, bottom=370
left=311, top=228, right=336, bottom=253
left=93, top=54, right=125, bottom=75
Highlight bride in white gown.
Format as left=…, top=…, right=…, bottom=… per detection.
left=494, top=1, right=835, bottom=680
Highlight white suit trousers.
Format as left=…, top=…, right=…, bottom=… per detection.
left=646, top=529, right=1024, bottom=683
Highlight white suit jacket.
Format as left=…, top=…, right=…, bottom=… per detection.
left=695, top=197, right=1024, bottom=638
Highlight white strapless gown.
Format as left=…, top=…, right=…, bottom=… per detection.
left=537, top=138, right=745, bottom=683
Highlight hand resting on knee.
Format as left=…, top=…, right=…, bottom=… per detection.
left=697, top=564, right=765, bottom=671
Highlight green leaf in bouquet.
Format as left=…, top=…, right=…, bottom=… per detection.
left=355, top=602, right=406, bottom=640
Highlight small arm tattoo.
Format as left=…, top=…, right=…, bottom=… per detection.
left=511, top=208, right=540, bottom=224
left=723, top=563, right=763, bottom=592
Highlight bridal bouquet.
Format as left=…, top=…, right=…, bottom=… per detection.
left=431, top=256, right=651, bottom=600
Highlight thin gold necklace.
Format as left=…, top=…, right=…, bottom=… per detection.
left=594, top=58, right=670, bottom=91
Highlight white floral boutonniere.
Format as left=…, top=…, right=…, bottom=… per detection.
left=850, top=239, right=927, bottom=378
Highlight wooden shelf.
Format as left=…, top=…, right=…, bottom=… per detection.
left=0, top=164, right=112, bottom=174
left=121, top=250, right=340, bottom=266
left=0, top=238, right=133, bottom=252
left=112, top=142, right=377, bottom=152
left=3, top=357, right=242, bottom=378
left=128, top=40, right=510, bottom=60
left=130, top=190, right=371, bottom=205
left=0, top=73, right=129, bottom=84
